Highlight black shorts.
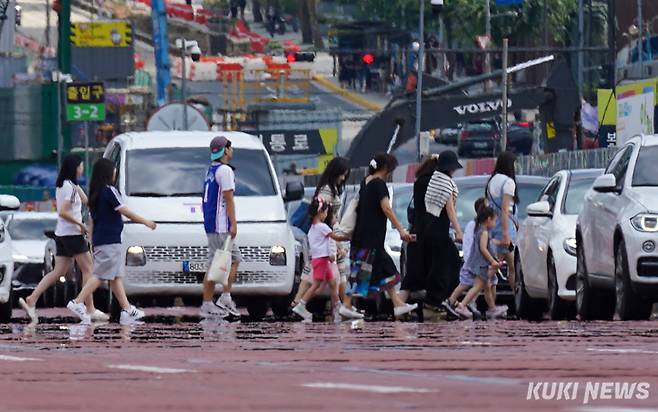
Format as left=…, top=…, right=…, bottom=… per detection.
left=55, top=235, right=89, bottom=257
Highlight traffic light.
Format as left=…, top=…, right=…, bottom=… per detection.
left=286, top=52, right=315, bottom=63
left=362, top=53, right=375, bottom=65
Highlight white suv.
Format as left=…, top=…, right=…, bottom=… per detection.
left=102, top=131, right=302, bottom=319
left=577, top=135, right=658, bottom=320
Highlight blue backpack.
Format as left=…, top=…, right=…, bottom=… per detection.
left=290, top=201, right=312, bottom=234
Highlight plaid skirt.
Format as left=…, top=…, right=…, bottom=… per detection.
left=347, top=246, right=400, bottom=298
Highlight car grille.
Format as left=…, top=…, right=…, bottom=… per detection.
left=637, top=258, right=658, bottom=277
left=143, top=245, right=271, bottom=263
left=126, top=271, right=286, bottom=285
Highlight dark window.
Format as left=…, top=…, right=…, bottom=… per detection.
left=606, top=146, right=633, bottom=188
left=125, top=147, right=277, bottom=197
left=8, top=219, right=57, bottom=240
left=632, top=146, right=658, bottom=187
left=562, top=177, right=597, bottom=215
left=539, top=178, right=560, bottom=212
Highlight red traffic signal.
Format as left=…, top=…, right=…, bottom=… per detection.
left=362, top=54, right=375, bottom=65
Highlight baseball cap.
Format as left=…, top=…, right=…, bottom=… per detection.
left=210, top=136, right=232, bottom=161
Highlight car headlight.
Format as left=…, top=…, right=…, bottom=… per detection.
left=12, top=254, right=29, bottom=263
left=126, top=245, right=146, bottom=266
left=270, top=245, right=287, bottom=266
left=631, top=214, right=658, bottom=232
left=563, top=237, right=577, bottom=257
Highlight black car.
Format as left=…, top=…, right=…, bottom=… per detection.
left=401, top=175, right=550, bottom=306
left=437, top=125, right=461, bottom=145
left=507, top=121, right=534, bottom=155
left=457, top=120, right=501, bottom=158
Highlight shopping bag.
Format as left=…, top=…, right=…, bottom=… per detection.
left=336, top=194, right=359, bottom=237
left=290, top=200, right=312, bottom=234
left=207, top=237, right=232, bottom=285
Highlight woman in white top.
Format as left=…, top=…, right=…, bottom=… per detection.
left=19, top=154, right=107, bottom=324
left=485, top=151, right=519, bottom=292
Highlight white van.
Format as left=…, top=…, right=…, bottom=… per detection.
left=102, top=131, right=302, bottom=318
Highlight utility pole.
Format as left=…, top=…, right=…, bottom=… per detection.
left=415, top=0, right=425, bottom=162
left=484, top=0, right=491, bottom=92
left=577, top=0, right=584, bottom=95
left=57, top=0, right=71, bottom=73
left=638, top=0, right=644, bottom=77
left=181, top=46, right=188, bottom=131
left=45, top=0, right=51, bottom=48
left=501, top=38, right=508, bottom=152
left=607, top=0, right=616, bottom=89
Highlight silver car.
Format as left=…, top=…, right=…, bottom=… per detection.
left=576, top=135, right=658, bottom=321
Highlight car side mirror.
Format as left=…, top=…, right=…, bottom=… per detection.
left=0, top=195, right=19, bottom=211
left=593, top=174, right=618, bottom=193
left=284, top=181, right=304, bottom=202
left=527, top=201, right=552, bottom=218
left=44, top=230, right=56, bottom=239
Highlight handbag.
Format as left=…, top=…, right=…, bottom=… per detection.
left=348, top=248, right=376, bottom=298
left=207, top=237, right=232, bottom=285
left=336, top=194, right=359, bottom=237
left=290, top=200, right=312, bottom=234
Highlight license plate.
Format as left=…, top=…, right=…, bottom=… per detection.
left=474, top=142, right=488, bottom=148
left=183, top=261, right=207, bottom=273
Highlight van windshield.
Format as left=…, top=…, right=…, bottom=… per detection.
left=126, top=147, right=277, bottom=197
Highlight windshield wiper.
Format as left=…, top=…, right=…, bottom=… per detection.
left=129, top=192, right=168, bottom=197
left=169, top=192, right=202, bottom=197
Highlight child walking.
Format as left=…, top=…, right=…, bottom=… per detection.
left=443, top=198, right=507, bottom=320
left=449, top=206, right=507, bottom=320
left=292, top=198, right=345, bottom=322
left=66, top=159, right=157, bottom=325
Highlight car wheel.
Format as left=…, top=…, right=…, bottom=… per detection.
left=514, top=252, right=544, bottom=320
left=547, top=255, right=572, bottom=320
left=0, top=287, right=12, bottom=323
left=614, top=240, right=652, bottom=321
left=576, top=237, right=614, bottom=320
left=246, top=299, right=268, bottom=320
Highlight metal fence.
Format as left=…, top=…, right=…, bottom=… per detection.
left=303, top=147, right=619, bottom=188
left=515, top=147, right=618, bottom=177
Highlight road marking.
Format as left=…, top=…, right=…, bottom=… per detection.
left=587, top=348, right=658, bottom=355
left=302, top=382, right=436, bottom=394
left=0, top=354, right=42, bottom=362
left=107, top=364, right=194, bottom=374
left=574, top=408, right=658, bottom=412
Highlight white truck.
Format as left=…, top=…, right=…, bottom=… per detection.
left=0, top=195, right=21, bottom=323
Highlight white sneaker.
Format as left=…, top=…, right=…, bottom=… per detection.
left=486, top=305, right=508, bottom=320
left=217, top=294, right=241, bottom=317
left=333, top=305, right=342, bottom=323
left=67, top=300, right=91, bottom=324
left=200, top=301, right=228, bottom=318
left=18, top=297, right=38, bottom=324
left=90, top=309, right=110, bottom=322
left=393, top=303, right=418, bottom=317
left=339, top=305, right=365, bottom=319
left=292, top=303, right=312, bottom=321
left=120, top=305, right=145, bottom=325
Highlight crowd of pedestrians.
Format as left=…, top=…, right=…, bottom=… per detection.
left=17, top=135, right=522, bottom=325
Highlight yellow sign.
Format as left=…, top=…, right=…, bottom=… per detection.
left=70, top=22, right=132, bottom=47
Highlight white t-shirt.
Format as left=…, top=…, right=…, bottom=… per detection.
left=308, top=222, right=332, bottom=259
left=461, top=220, right=476, bottom=262
left=55, top=180, right=83, bottom=236
left=214, top=164, right=236, bottom=233
left=487, top=174, right=516, bottom=212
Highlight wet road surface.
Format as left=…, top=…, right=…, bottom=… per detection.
left=1, top=307, right=658, bottom=411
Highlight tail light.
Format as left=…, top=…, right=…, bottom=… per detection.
left=459, top=130, right=469, bottom=141
left=517, top=121, right=532, bottom=128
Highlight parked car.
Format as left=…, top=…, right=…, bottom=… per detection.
left=457, top=120, right=502, bottom=158
left=437, top=125, right=461, bottom=145
left=507, top=121, right=534, bottom=155
left=576, top=135, right=658, bottom=321
left=515, top=169, right=603, bottom=320
left=101, top=131, right=303, bottom=320
left=402, top=175, right=549, bottom=305
left=0, top=195, right=20, bottom=323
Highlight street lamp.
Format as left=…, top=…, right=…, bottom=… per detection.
left=175, top=38, right=202, bottom=130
